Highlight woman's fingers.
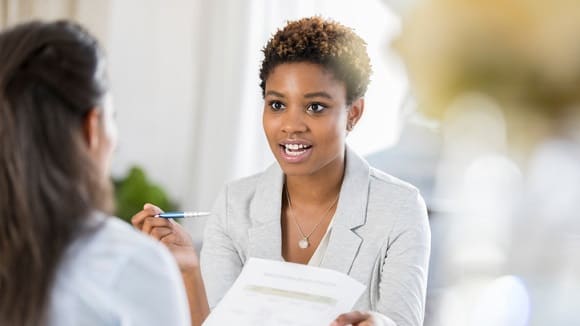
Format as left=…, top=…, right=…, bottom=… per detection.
left=130, top=203, right=163, bottom=229
left=143, top=203, right=163, bottom=214
left=159, top=232, right=178, bottom=246
left=331, top=311, right=394, bottom=326
left=331, top=311, right=371, bottom=326
left=142, top=216, right=173, bottom=235
left=150, top=226, right=173, bottom=240
left=130, top=210, right=149, bottom=229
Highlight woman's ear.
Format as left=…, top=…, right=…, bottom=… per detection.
left=83, top=108, right=101, bottom=151
left=347, top=98, right=365, bottom=131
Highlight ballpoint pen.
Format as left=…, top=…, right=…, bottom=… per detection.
left=154, top=211, right=211, bottom=218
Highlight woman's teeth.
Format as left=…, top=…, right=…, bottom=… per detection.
left=283, top=144, right=311, bottom=156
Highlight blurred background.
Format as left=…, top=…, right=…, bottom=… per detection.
left=395, top=0, right=580, bottom=325
left=5, top=0, right=579, bottom=325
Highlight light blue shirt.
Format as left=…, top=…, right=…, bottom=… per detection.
left=48, top=213, right=190, bottom=326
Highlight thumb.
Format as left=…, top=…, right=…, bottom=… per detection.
left=143, top=203, right=163, bottom=214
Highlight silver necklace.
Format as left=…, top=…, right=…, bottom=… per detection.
left=285, top=186, right=339, bottom=249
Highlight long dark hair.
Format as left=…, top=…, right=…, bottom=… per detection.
left=0, top=20, right=113, bottom=325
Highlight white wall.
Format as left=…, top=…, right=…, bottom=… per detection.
left=108, top=0, right=202, bottom=207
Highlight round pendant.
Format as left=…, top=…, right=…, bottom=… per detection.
left=298, top=238, right=309, bottom=249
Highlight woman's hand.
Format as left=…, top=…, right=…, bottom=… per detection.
left=133, top=204, right=211, bottom=326
left=131, top=203, right=200, bottom=272
left=330, top=311, right=396, bottom=326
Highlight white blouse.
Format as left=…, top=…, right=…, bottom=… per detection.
left=47, top=213, right=190, bottom=326
left=308, top=219, right=334, bottom=267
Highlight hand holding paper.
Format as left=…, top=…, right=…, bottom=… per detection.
left=203, top=258, right=365, bottom=326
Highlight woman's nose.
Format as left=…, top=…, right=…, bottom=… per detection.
left=281, top=108, right=308, bottom=134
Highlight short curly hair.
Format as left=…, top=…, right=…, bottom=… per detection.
left=259, top=16, right=372, bottom=105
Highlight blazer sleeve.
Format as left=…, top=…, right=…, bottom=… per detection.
left=377, top=189, right=431, bottom=326
left=200, top=186, right=244, bottom=309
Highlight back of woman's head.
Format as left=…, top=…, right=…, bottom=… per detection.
left=0, top=20, right=112, bottom=325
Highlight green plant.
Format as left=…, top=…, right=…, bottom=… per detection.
left=113, top=166, right=177, bottom=223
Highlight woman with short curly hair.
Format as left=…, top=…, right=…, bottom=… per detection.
left=133, top=16, right=430, bottom=326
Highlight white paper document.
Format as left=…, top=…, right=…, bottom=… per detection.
left=203, top=258, right=365, bottom=326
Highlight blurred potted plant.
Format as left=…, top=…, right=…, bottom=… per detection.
left=113, top=166, right=177, bottom=223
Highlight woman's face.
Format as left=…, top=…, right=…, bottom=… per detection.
left=262, top=62, right=361, bottom=178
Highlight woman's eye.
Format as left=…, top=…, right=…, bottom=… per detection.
left=270, top=101, right=285, bottom=111
left=307, top=103, right=326, bottom=113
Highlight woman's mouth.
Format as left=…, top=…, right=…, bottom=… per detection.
left=279, top=142, right=313, bottom=163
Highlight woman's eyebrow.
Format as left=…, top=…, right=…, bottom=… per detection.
left=304, top=91, right=332, bottom=99
left=265, top=90, right=285, bottom=98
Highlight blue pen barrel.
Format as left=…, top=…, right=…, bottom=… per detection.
left=156, top=211, right=211, bottom=218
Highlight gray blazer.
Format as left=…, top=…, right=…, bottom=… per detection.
left=200, top=147, right=431, bottom=326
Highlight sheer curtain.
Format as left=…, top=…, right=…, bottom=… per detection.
left=0, top=0, right=110, bottom=44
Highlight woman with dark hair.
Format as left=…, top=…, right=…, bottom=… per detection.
left=133, top=17, right=430, bottom=326
left=0, top=20, right=190, bottom=326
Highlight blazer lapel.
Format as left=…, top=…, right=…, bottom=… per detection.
left=321, top=147, right=370, bottom=274
left=247, top=163, right=285, bottom=261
